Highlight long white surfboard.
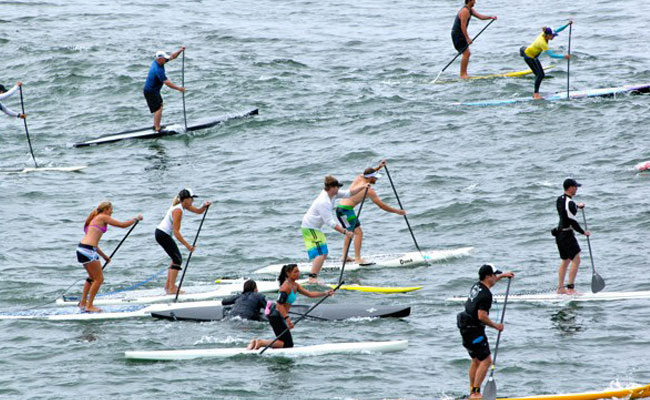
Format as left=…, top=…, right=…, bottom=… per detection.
left=446, top=290, right=650, bottom=303
left=124, top=340, right=408, bottom=361
left=0, top=165, right=87, bottom=174
left=254, top=247, right=473, bottom=275
left=0, top=300, right=222, bottom=321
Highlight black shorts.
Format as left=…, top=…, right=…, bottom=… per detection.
left=460, top=327, right=491, bottom=361
left=143, top=90, right=163, bottom=113
left=268, top=311, right=293, bottom=348
left=556, top=231, right=581, bottom=260
left=451, top=31, right=469, bottom=53
left=155, top=229, right=182, bottom=270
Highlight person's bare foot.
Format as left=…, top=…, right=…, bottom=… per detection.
left=247, top=339, right=257, bottom=350
left=533, top=93, right=543, bottom=100
left=355, top=258, right=368, bottom=264
left=565, top=288, right=580, bottom=295
left=469, top=393, right=483, bottom=399
left=84, top=305, right=102, bottom=313
left=340, top=256, right=354, bottom=262
left=78, top=302, right=86, bottom=310
left=460, top=74, right=471, bottom=80
left=557, top=287, right=568, bottom=294
left=167, top=287, right=186, bottom=295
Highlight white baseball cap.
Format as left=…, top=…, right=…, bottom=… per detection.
left=155, top=50, right=171, bottom=60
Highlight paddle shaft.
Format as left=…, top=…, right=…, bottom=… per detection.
left=567, top=23, right=572, bottom=100
left=174, top=204, right=210, bottom=302
left=18, top=87, right=38, bottom=168
left=383, top=165, right=424, bottom=259
left=337, top=185, right=370, bottom=285
left=102, top=220, right=140, bottom=270
left=182, top=51, right=187, bottom=130
left=490, top=277, right=511, bottom=368
left=259, top=281, right=344, bottom=354
left=432, top=19, right=496, bottom=84
left=581, top=209, right=597, bottom=274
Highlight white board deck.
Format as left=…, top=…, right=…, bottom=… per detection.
left=124, top=340, right=408, bottom=361
left=254, top=247, right=473, bottom=274
left=446, top=290, right=650, bottom=303
left=0, top=165, right=87, bottom=174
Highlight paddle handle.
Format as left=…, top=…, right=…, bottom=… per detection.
left=18, top=86, right=38, bottom=168
left=182, top=51, right=187, bottom=130
left=102, top=219, right=140, bottom=270
left=337, top=185, right=370, bottom=285
left=174, top=204, right=210, bottom=302
left=490, top=277, right=511, bottom=369
left=567, top=23, right=572, bottom=100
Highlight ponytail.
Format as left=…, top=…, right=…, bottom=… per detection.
left=172, top=195, right=181, bottom=206
left=278, top=264, right=297, bottom=285
left=84, top=201, right=112, bottom=229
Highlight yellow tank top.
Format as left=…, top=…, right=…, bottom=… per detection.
left=524, top=33, right=549, bottom=58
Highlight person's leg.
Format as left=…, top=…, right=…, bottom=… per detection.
left=566, top=253, right=581, bottom=294
left=353, top=226, right=366, bottom=264
left=79, top=278, right=92, bottom=309
left=166, top=267, right=183, bottom=294
left=310, top=254, right=326, bottom=283
left=468, top=358, right=480, bottom=393
left=460, top=48, right=471, bottom=79
left=531, top=59, right=545, bottom=98
left=85, top=261, right=104, bottom=312
left=252, top=339, right=284, bottom=350
left=341, top=235, right=354, bottom=262
left=153, top=104, right=163, bottom=131
left=470, top=355, right=493, bottom=398
left=557, top=258, right=570, bottom=294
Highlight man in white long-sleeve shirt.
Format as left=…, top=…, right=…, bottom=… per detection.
left=301, top=175, right=366, bottom=283
left=0, top=82, right=26, bottom=120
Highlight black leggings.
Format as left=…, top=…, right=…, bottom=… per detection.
left=155, top=228, right=182, bottom=270
left=520, top=46, right=545, bottom=93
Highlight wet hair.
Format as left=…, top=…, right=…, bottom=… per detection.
left=243, top=280, right=257, bottom=293
left=84, top=201, right=112, bottom=230
left=278, top=264, right=298, bottom=285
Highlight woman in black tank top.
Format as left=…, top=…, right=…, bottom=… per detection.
left=449, top=0, right=497, bottom=79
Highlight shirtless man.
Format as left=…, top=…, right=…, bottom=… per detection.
left=336, top=160, right=406, bottom=264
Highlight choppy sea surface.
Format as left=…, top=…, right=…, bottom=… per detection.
left=1, top=0, right=650, bottom=399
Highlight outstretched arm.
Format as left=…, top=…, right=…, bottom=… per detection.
left=471, top=9, right=497, bottom=21
left=0, top=103, right=20, bottom=118
left=370, top=191, right=405, bottom=215
left=0, top=83, right=20, bottom=101
left=169, top=46, right=186, bottom=61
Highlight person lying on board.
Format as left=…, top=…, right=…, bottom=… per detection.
left=336, top=160, right=406, bottom=264
left=247, top=264, right=333, bottom=350
left=520, top=21, right=572, bottom=99
left=0, top=82, right=26, bottom=120
left=221, top=280, right=268, bottom=321
left=76, top=201, right=143, bottom=313
left=450, top=0, right=497, bottom=79
left=143, top=47, right=186, bottom=133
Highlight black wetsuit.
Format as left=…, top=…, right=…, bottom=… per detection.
left=520, top=46, right=545, bottom=93
left=221, top=292, right=267, bottom=321
left=555, top=194, right=585, bottom=260
left=451, top=7, right=471, bottom=52
left=457, top=281, right=492, bottom=361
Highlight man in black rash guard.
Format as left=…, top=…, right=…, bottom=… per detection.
left=450, top=0, right=497, bottom=79
left=554, top=178, right=591, bottom=295
left=458, top=264, right=514, bottom=399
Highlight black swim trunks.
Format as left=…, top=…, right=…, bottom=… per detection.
left=460, top=326, right=491, bottom=361
left=143, top=90, right=163, bottom=113
left=556, top=230, right=581, bottom=260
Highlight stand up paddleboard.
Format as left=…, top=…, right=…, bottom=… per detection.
left=73, top=108, right=258, bottom=147
left=254, top=247, right=473, bottom=275
left=151, top=303, right=411, bottom=322
left=459, top=83, right=650, bottom=106
left=124, top=340, right=408, bottom=361
left=0, top=165, right=87, bottom=174
left=447, top=290, right=650, bottom=303
left=496, top=383, right=650, bottom=400
left=434, top=65, right=556, bottom=84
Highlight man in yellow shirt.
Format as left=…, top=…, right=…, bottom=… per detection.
left=520, top=22, right=572, bottom=99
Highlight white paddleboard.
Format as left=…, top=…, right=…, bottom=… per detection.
left=0, top=165, right=87, bottom=174
left=124, top=340, right=408, bottom=361
left=254, top=247, right=473, bottom=275
left=0, top=300, right=222, bottom=321
left=446, top=290, right=650, bottom=303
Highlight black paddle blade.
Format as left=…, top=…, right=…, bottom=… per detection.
left=483, top=376, right=497, bottom=400
left=591, top=272, right=606, bottom=293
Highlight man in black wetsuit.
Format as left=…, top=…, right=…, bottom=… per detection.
left=554, top=178, right=591, bottom=294
left=457, top=264, right=514, bottom=399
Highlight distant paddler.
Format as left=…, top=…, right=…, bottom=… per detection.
left=301, top=176, right=367, bottom=283
left=553, top=178, right=590, bottom=294
left=76, top=202, right=143, bottom=312
left=520, top=21, right=572, bottom=99
left=155, top=189, right=211, bottom=294
left=247, top=264, right=333, bottom=350
left=0, top=82, right=26, bottom=120
left=457, top=264, right=514, bottom=399
left=143, top=46, right=186, bottom=133
left=451, top=0, right=497, bottom=79
left=337, top=160, right=406, bottom=264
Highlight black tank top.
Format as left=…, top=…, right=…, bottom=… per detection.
left=451, top=6, right=471, bottom=35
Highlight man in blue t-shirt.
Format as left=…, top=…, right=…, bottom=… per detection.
left=143, top=46, right=186, bottom=132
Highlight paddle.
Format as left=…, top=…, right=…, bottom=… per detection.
left=174, top=204, right=210, bottom=302
left=259, top=281, right=344, bottom=355
left=337, top=185, right=370, bottom=285
left=18, top=86, right=38, bottom=168
left=483, top=277, right=512, bottom=400
left=181, top=50, right=188, bottom=131
left=581, top=208, right=606, bottom=293
left=383, top=164, right=426, bottom=264
left=431, top=19, right=496, bottom=84
left=566, top=23, right=572, bottom=100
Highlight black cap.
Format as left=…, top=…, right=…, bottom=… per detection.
left=478, top=264, right=502, bottom=280
left=178, top=188, right=198, bottom=200
left=563, top=178, right=582, bottom=190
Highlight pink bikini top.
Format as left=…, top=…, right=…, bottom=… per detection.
left=84, top=224, right=108, bottom=234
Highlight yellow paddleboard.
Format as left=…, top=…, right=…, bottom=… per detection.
left=435, top=65, right=556, bottom=84
left=327, top=284, right=422, bottom=294
left=498, top=383, right=650, bottom=400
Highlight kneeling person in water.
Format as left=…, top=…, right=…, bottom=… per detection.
left=221, top=280, right=267, bottom=321
left=248, top=264, right=333, bottom=350
left=457, top=264, right=514, bottom=399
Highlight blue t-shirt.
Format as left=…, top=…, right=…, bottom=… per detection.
left=143, top=60, right=168, bottom=93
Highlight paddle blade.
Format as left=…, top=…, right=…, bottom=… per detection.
left=483, top=377, right=497, bottom=400
left=591, top=272, right=606, bottom=293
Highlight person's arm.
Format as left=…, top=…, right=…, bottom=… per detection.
left=545, top=49, right=567, bottom=59
left=296, top=283, right=334, bottom=299
left=168, top=46, right=186, bottom=61
left=554, top=21, right=571, bottom=34
left=478, top=309, right=503, bottom=331
left=96, top=247, right=110, bottom=263
left=369, top=190, right=405, bottom=215
left=171, top=209, right=194, bottom=251
left=460, top=8, right=472, bottom=44
left=0, top=83, right=20, bottom=101
left=496, top=271, right=515, bottom=281
left=349, top=183, right=370, bottom=197
left=0, top=103, right=20, bottom=118
left=471, top=9, right=497, bottom=21
left=375, top=159, right=387, bottom=171
left=221, top=294, right=239, bottom=306
left=163, top=79, right=185, bottom=92
left=566, top=201, right=586, bottom=234
left=275, top=286, right=294, bottom=328
left=104, top=214, right=142, bottom=228
left=186, top=201, right=212, bottom=214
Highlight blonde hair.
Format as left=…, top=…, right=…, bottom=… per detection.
left=85, top=201, right=112, bottom=229
left=172, top=195, right=181, bottom=206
